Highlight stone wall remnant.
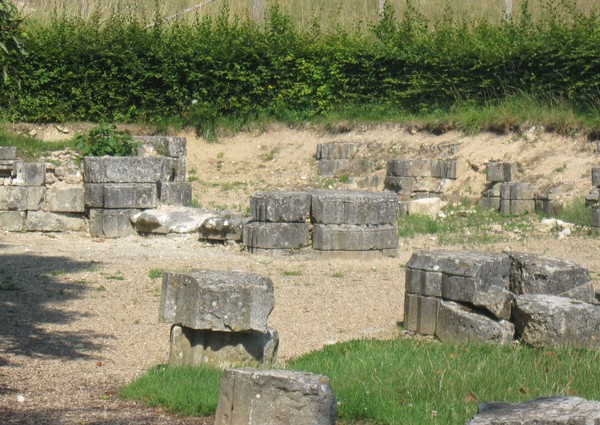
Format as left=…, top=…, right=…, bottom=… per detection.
left=384, top=158, right=458, bottom=201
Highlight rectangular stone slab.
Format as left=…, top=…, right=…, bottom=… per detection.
left=0, top=146, right=17, bottom=160
left=387, top=159, right=433, bottom=177
left=0, top=186, right=45, bottom=211
left=46, top=186, right=84, bottom=213
left=310, top=190, right=398, bottom=225
left=88, top=208, right=139, bottom=238
left=250, top=191, right=311, bottom=222
left=103, top=183, right=157, bottom=209
left=25, top=211, right=86, bottom=232
left=513, top=294, right=600, bottom=349
left=435, top=300, right=514, bottom=345
left=159, top=269, right=275, bottom=333
left=405, top=268, right=443, bottom=297
left=158, top=182, right=192, bottom=206
left=0, top=211, right=25, bottom=231
left=169, top=325, right=278, bottom=368
left=316, top=142, right=358, bottom=160
left=13, top=162, right=45, bottom=186
left=592, top=166, right=600, bottom=187
left=243, top=222, right=310, bottom=250
left=312, top=224, right=398, bottom=251
left=83, top=157, right=168, bottom=183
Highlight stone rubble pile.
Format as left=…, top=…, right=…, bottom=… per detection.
left=243, top=190, right=399, bottom=258
left=404, top=250, right=599, bottom=348
left=159, top=269, right=278, bottom=368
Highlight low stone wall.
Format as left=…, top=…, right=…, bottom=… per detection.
left=480, top=162, right=536, bottom=215
left=384, top=158, right=458, bottom=200
left=243, top=190, right=399, bottom=258
left=404, top=250, right=599, bottom=348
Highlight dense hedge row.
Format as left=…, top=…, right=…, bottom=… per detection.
left=1, top=4, right=600, bottom=124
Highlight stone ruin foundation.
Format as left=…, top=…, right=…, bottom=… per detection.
left=214, top=369, right=336, bottom=425
left=243, top=190, right=399, bottom=258
left=479, top=162, right=536, bottom=215
left=159, top=270, right=278, bottom=368
left=404, top=250, right=599, bottom=348
left=315, top=142, right=382, bottom=189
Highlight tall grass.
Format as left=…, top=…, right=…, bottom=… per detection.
left=19, top=0, right=600, bottom=29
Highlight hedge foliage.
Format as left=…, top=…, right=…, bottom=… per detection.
left=1, top=2, right=599, bottom=125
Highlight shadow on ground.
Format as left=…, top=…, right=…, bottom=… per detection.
left=0, top=253, right=112, bottom=360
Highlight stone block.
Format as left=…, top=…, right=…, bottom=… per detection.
left=13, top=162, right=45, bottom=186
left=84, top=183, right=104, bottom=208
left=432, top=159, right=458, bottom=179
left=243, top=222, right=310, bottom=250
left=405, top=268, right=443, bottom=297
left=479, top=196, right=500, bottom=211
left=0, top=146, right=17, bottom=160
left=593, top=226, right=600, bottom=236
left=0, top=186, right=45, bottom=211
left=311, top=190, right=398, bottom=225
left=499, top=199, right=511, bottom=216
left=25, top=211, right=85, bottom=232
left=586, top=187, right=599, bottom=203
left=0, top=160, right=15, bottom=177
left=0, top=211, right=26, bottom=231
left=483, top=182, right=503, bottom=198
left=353, top=175, right=384, bottom=189
left=46, top=186, right=84, bottom=213
left=513, top=294, right=600, bottom=349
left=159, top=270, right=275, bottom=333
left=558, top=282, right=597, bottom=304
left=387, top=159, right=433, bottom=177
left=200, top=215, right=246, bottom=241
left=510, top=183, right=535, bottom=200
left=134, top=135, right=187, bottom=158
left=250, top=191, right=311, bottom=223
left=312, top=224, right=398, bottom=251
left=383, top=176, right=416, bottom=195
left=592, top=166, right=600, bottom=187
left=508, top=252, right=590, bottom=296
left=132, top=207, right=214, bottom=234
left=592, top=208, right=600, bottom=227
left=169, top=325, right=278, bottom=368
left=468, top=396, right=600, bottom=425
left=486, top=162, right=516, bottom=183
left=403, top=293, right=419, bottom=332
left=83, top=156, right=166, bottom=183
left=103, top=183, right=157, bottom=209
left=214, top=369, right=336, bottom=425
left=510, top=200, right=535, bottom=215
left=316, top=142, right=358, bottom=160
left=403, top=294, right=438, bottom=335
left=406, top=198, right=442, bottom=218
left=442, top=275, right=513, bottom=319
left=162, top=157, right=186, bottom=182
left=317, top=159, right=350, bottom=176
left=435, top=300, right=515, bottom=345
left=89, top=208, right=138, bottom=238
left=158, top=182, right=192, bottom=206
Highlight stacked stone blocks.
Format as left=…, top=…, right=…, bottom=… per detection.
left=480, top=162, right=536, bottom=215
left=384, top=159, right=458, bottom=202
left=243, top=190, right=399, bottom=257
left=590, top=166, right=600, bottom=235
left=404, top=250, right=598, bottom=348
left=159, top=270, right=278, bottom=368
left=316, top=142, right=373, bottom=177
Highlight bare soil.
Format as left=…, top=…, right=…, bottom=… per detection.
left=1, top=123, right=599, bottom=424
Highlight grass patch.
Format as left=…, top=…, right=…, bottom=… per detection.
left=148, top=268, right=164, bottom=280
left=119, top=364, right=223, bottom=417
left=281, top=270, right=302, bottom=277
left=120, top=338, right=600, bottom=424
left=546, top=196, right=592, bottom=228
left=397, top=213, right=440, bottom=238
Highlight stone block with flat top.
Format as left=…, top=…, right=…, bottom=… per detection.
left=243, top=222, right=310, bottom=250
left=250, top=191, right=311, bottom=223
left=312, top=224, right=398, bottom=251
left=311, top=190, right=398, bottom=225
left=103, top=183, right=157, bottom=209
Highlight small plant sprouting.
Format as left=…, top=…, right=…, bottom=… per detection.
left=282, top=270, right=302, bottom=277
left=50, top=269, right=66, bottom=276
left=260, top=148, right=278, bottom=162
left=331, top=272, right=344, bottom=278
left=148, top=268, right=163, bottom=280
left=338, top=175, right=350, bottom=183
left=553, top=163, right=567, bottom=173
left=97, top=285, right=107, bottom=292
left=105, top=272, right=125, bottom=281
left=191, top=199, right=201, bottom=208
left=75, top=124, right=140, bottom=157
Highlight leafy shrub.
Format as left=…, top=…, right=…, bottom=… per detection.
left=0, top=0, right=26, bottom=85
left=75, top=124, right=139, bottom=157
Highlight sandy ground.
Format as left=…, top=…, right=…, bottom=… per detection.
left=1, top=124, right=599, bottom=424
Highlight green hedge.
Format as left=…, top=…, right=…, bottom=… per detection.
left=1, top=4, right=599, bottom=124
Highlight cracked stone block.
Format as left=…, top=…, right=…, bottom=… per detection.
left=88, top=208, right=138, bottom=238
left=513, top=294, right=600, bottom=349
left=311, top=190, right=398, bottom=225
left=384, top=176, right=450, bottom=195
left=0, top=186, right=45, bottom=211
left=215, top=369, right=336, bottom=425
left=83, top=156, right=169, bottom=183
left=312, top=224, right=398, bottom=251
left=405, top=268, right=443, bottom=297
left=199, top=214, right=246, bottom=241
left=169, top=325, right=278, bottom=368
left=134, top=135, right=187, bottom=158
left=13, top=162, right=45, bottom=186
left=158, top=181, right=192, bottom=206
left=403, top=293, right=438, bottom=335
left=316, top=143, right=358, bottom=160
left=387, top=159, right=434, bottom=177
left=0, top=211, right=26, bottom=231
left=243, top=222, right=310, bottom=251
left=468, top=396, right=600, bottom=425
left=46, top=186, right=84, bottom=213
left=103, top=183, right=157, bottom=209
left=0, top=147, right=17, bottom=160
left=159, top=269, right=275, bottom=333
left=432, top=159, right=458, bottom=179
left=486, top=162, right=517, bottom=183
left=592, top=167, right=600, bottom=187
left=510, top=183, right=535, bottom=200
left=0, top=160, right=16, bottom=177
left=25, top=211, right=85, bottom=232
left=250, top=191, right=311, bottom=223
left=435, top=300, right=514, bottom=345
left=84, top=183, right=104, bottom=208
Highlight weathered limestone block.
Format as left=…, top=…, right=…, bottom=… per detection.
left=83, top=156, right=167, bottom=183
left=84, top=183, right=104, bottom=208
left=157, top=181, right=192, bottom=206
left=586, top=187, right=599, bottom=203
left=169, top=325, right=278, bottom=368
left=508, top=199, right=535, bottom=215
left=243, top=222, right=310, bottom=250
left=405, top=268, right=443, bottom=297
left=134, top=135, right=187, bottom=158
left=508, top=252, right=591, bottom=297
left=0, top=211, right=26, bottom=231
left=317, top=159, right=350, bottom=176
left=483, top=182, right=503, bottom=198
left=403, top=293, right=438, bottom=335
left=468, top=396, right=600, bottom=425
left=250, top=191, right=311, bottom=223
left=0, top=146, right=17, bottom=160
left=215, top=369, right=336, bottom=425
left=312, top=224, right=398, bottom=251
left=592, top=166, right=600, bottom=187
left=103, top=183, right=157, bottom=209
left=387, top=159, right=434, bottom=177
left=89, top=208, right=138, bottom=238
left=592, top=207, right=600, bottom=230
left=510, top=183, right=536, bottom=200
left=384, top=176, right=450, bottom=195
left=200, top=214, right=246, bottom=241
left=311, top=190, right=398, bottom=225
left=405, top=198, right=442, bottom=218
left=46, top=185, right=84, bottom=213
left=0, top=186, right=45, bottom=211
left=486, top=162, right=516, bottom=183
left=513, top=294, right=600, bottom=349
left=316, top=143, right=358, bottom=160
left=432, top=159, right=458, bottom=179
left=162, top=157, right=186, bottom=182
left=131, top=207, right=214, bottom=234
left=13, top=162, right=45, bottom=187
left=25, top=211, right=85, bottom=232
left=436, top=300, right=514, bottom=345
left=159, top=270, right=275, bottom=333
left=479, top=196, right=500, bottom=211
left=0, top=160, right=15, bottom=177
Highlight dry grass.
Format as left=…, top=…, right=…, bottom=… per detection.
left=17, top=0, right=600, bottom=28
